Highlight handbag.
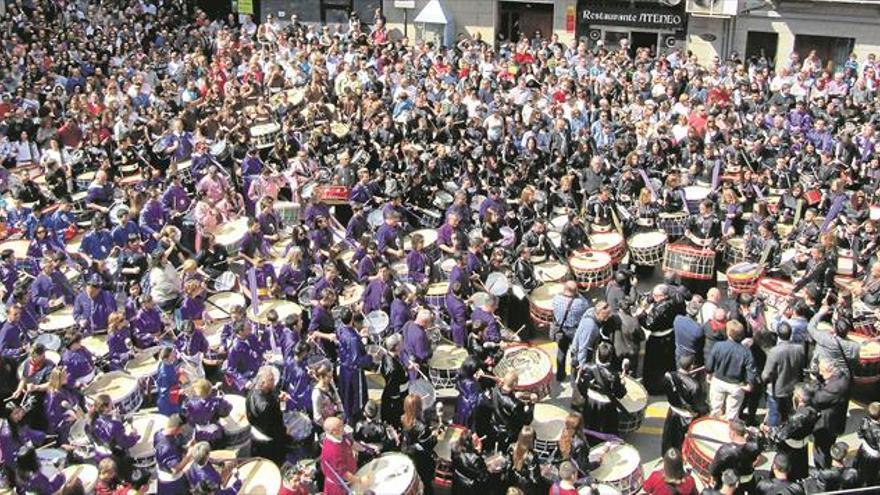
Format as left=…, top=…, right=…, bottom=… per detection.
left=550, top=296, right=575, bottom=343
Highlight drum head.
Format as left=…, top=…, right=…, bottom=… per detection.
left=365, top=311, right=389, bottom=337
left=629, top=231, right=667, bottom=248
left=426, top=283, right=448, bottom=296
left=84, top=371, right=138, bottom=403
left=220, top=395, right=249, bottom=432
left=689, top=418, right=729, bottom=458
left=368, top=208, right=384, bottom=228
left=591, top=443, right=641, bottom=483
left=206, top=292, right=247, bottom=319
left=619, top=376, right=648, bottom=414
left=496, top=346, right=552, bottom=389
left=248, top=299, right=303, bottom=325
left=130, top=414, right=168, bottom=458
left=535, top=261, right=568, bottom=282
left=485, top=272, right=510, bottom=296
left=355, top=453, right=417, bottom=494
left=236, top=458, right=282, bottom=495
left=529, top=283, right=563, bottom=309
left=589, top=232, right=622, bottom=250
left=409, top=378, right=436, bottom=410
left=429, top=344, right=468, bottom=371
left=434, top=425, right=466, bottom=462
left=570, top=251, right=612, bottom=270
left=214, top=271, right=237, bottom=292
left=531, top=403, right=569, bottom=441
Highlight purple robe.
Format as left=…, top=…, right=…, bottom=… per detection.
left=154, top=430, right=189, bottom=494
left=389, top=298, right=411, bottom=334
left=361, top=278, right=390, bottom=314
left=445, top=292, right=469, bottom=346
left=406, top=250, right=429, bottom=284
left=0, top=320, right=25, bottom=359
left=107, top=328, right=132, bottom=370
left=283, top=357, right=313, bottom=413
left=312, top=276, right=344, bottom=299
left=401, top=321, right=431, bottom=380
left=31, top=273, right=63, bottom=315
left=472, top=307, right=501, bottom=342
left=43, top=387, right=83, bottom=441
left=61, top=347, right=95, bottom=386
left=133, top=307, right=164, bottom=347
left=224, top=337, right=262, bottom=392
left=356, top=255, right=377, bottom=283
left=186, top=462, right=239, bottom=495
left=91, top=415, right=138, bottom=460
left=375, top=224, right=400, bottom=256
left=277, top=263, right=308, bottom=297
left=18, top=470, right=65, bottom=494
left=162, top=185, right=191, bottom=213
left=72, top=289, right=117, bottom=334
left=178, top=295, right=206, bottom=322
left=454, top=377, right=482, bottom=430
left=182, top=395, right=232, bottom=443
left=177, top=329, right=209, bottom=357
left=448, top=265, right=472, bottom=295
left=0, top=420, right=45, bottom=465
left=337, top=325, right=372, bottom=424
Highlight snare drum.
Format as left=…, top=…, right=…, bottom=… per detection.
left=213, top=217, right=250, bottom=256
left=535, top=261, right=569, bottom=283
left=494, top=346, right=553, bottom=401
left=235, top=458, right=282, bottom=494
left=337, top=285, right=364, bottom=309
left=591, top=443, right=644, bottom=495
left=39, top=306, right=77, bottom=333
left=627, top=231, right=667, bottom=266
left=658, top=213, right=689, bottom=237
left=682, top=418, right=729, bottom=485
left=356, top=453, right=422, bottom=495
left=428, top=345, right=468, bottom=397
left=206, top=292, right=247, bottom=320
left=425, top=282, right=448, bottom=308
left=528, top=282, right=563, bottom=330
left=724, top=237, right=747, bottom=266
left=283, top=411, right=313, bottom=442
left=755, top=278, right=798, bottom=309
left=589, top=232, right=626, bottom=264
left=531, top=403, right=569, bottom=462
left=409, top=378, right=436, bottom=411
left=247, top=299, right=302, bottom=325
left=124, top=350, right=159, bottom=396
left=618, top=376, right=649, bottom=435
left=83, top=371, right=142, bottom=415
left=250, top=123, right=281, bottom=148
left=663, top=244, right=716, bottom=281
left=726, top=262, right=764, bottom=295
left=129, top=413, right=168, bottom=470
left=569, top=251, right=613, bottom=288
left=76, top=170, right=96, bottom=190
left=684, top=186, right=710, bottom=213
left=433, top=425, right=466, bottom=489
left=220, top=394, right=251, bottom=454
left=81, top=335, right=109, bottom=360
left=62, top=465, right=98, bottom=494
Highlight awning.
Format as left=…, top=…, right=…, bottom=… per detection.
left=414, top=0, right=450, bottom=24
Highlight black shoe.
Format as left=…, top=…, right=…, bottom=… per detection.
left=556, top=374, right=567, bottom=383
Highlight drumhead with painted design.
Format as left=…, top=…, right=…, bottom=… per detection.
left=591, top=443, right=641, bottom=482
left=530, top=403, right=569, bottom=441
left=495, top=346, right=552, bottom=389
left=429, top=344, right=468, bottom=371
left=727, top=262, right=761, bottom=277
left=529, top=283, right=564, bottom=309
left=81, top=335, right=109, bottom=357
left=356, top=453, right=418, bottom=493
left=619, top=376, right=648, bottom=414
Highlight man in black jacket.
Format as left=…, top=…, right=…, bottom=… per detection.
left=710, top=419, right=765, bottom=494
left=246, top=366, right=291, bottom=465
left=812, top=358, right=851, bottom=469
left=762, top=322, right=805, bottom=426
left=489, top=370, right=535, bottom=452
left=661, top=355, right=708, bottom=455
left=762, top=383, right=818, bottom=481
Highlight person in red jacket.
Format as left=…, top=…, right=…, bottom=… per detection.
left=643, top=448, right=698, bottom=495
left=320, top=416, right=359, bottom=495
left=94, top=458, right=135, bottom=495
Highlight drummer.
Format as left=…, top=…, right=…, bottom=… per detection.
left=61, top=331, right=96, bottom=387
left=585, top=186, right=618, bottom=232
left=361, top=264, right=392, bottom=314
left=0, top=304, right=27, bottom=362
left=246, top=367, right=292, bottom=465
left=72, top=275, right=118, bottom=335
left=132, top=295, right=165, bottom=348
left=223, top=321, right=263, bottom=393
left=182, top=379, right=232, bottom=447
left=561, top=214, right=590, bottom=255
left=471, top=294, right=502, bottom=343
left=709, top=419, right=765, bottom=494
left=406, top=233, right=431, bottom=284
left=376, top=212, right=405, bottom=260
left=87, top=394, right=140, bottom=480
left=337, top=310, right=372, bottom=425
left=401, top=309, right=434, bottom=380
left=154, top=413, right=195, bottom=494
left=577, top=342, right=626, bottom=436
left=488, top=370, right=535, bottom=452
left=437, top=212, right=469, bottom=257
left=186, top=441, right=241, bottom=494
left=684, top=200, right=721, bottom=249
left=30, top=259, right=68, bottom=314
left=661, top=355, right=708, bottom=455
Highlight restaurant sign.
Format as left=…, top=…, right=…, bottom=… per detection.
left=578, top=2, right=686, bottom=31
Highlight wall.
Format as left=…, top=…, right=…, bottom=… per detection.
left=688, top=1, right=880, bottom=71
left=383, top=0, right=499, bottom=42
left=553, top=0, right=578, bottom=44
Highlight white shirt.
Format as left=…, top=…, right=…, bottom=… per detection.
left=149, top=264, right=181, bottom=304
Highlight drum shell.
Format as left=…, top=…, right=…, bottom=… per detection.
left=658, top=213, right=688, bottom=237
left=682, top=418, right=729, bottom=486
left=725, top=263, right=764, bottom=295
left=569, top=251, right=613, bottom=289
left=663, top=244, right=716, bottom=281
left=627, top=231, right=667, bottom=266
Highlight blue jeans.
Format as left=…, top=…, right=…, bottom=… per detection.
left=766, top=393, right=792, bottom=427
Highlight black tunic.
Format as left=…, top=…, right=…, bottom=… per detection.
left=661, top=370, right=708, bottom=455
left=245, top=388, right=289, bottom=464
left=379, top=354, right=407, bottom=429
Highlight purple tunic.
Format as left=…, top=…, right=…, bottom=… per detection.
left=401, top=321, right=431, bottom=380
left=337, top=325, right=372, bottom=423
left=154, top=430, right=189, bottom=494
left=179, top=295, right=206, bottom=322
left=472, top=307, right=501, bottom=342
left=448, top=265, right=472, bottom=295
left=0, top=321, right=25, bottom=359
left=224, top=337, right=262, bottom=392
left=162, top=185, right=191, bottom=213
left=133, top=307, right=164, bottom=347
left=17, top=470, right=65, bottom=494
left=43, top=387, right=83, bottom=441
left=177, top=329, right=209, bottom=357
left=445, top=292, right=469, bottom=346
left=389, top=298, right=411, bottom=334
left=182, top=395, right=232, bottom=443
left=107, top=329, right=132, bottom=370
left=0, top=420, right=45, bottom=465
left=454, top=377, right=482, bottom=429
left=72, top=289, right=117, bottom=334
left=406, top=250, right=429, bottom=284
left=31, top=273, right=63, bottom=315
left=277, top=263, right=308, bottom=297
left=361, top=278, right=390, bottom=314
left=283, top=357, right=313, bottom=413
left=375, top=224, right=400, bottom=256
left=356, top=255, right=377, bottom=283
left=186, top=462, right=239, bottom=494
left=91, top=415, right=139, bottom=459
left=61, top=347, right=95, bottom=386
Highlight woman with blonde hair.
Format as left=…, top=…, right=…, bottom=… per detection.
left=181, top=379, right=232, bottom=447
left=633, top=187, right=660, bottom=231
left=400, top=393, right=437, bottom=494
left=105, top=311, right=132, bottom=370
left=43, top=367, right=84, bottom=443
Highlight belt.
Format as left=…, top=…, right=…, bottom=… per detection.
left=636, top=218, right=655, bottom=227
left=398, top=383, right=410, bottom=394
left=862, top=442, right=880, bottom=457
left=649, top=328, right=674, bottom=338
left=669, top=405, right=694, bottom=419
left=784, top=437, right=810, bottom=449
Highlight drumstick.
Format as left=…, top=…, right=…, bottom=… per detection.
left=203, top=298, right=232, bottom=317
left=410, top=359, right=431, bottom=382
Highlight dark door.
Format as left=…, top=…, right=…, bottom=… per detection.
left=631, top=31, right=657, bottom=56
left=499, top=2, right=553, bottom=44
left=745, top=31, right=778, bottom=67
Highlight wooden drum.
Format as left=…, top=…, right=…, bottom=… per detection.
left=628, top=231, right=667, bottom=266
left=663, top=244, right=715, bottom=281
left=528, top=283, right=563, bottom=331
left=589, top=232, right=626, bottom=264
left=682, top=418, right=729, bottom=485
left=569, top=251, right=612, bottom=289
left=531, top=403, right=569, bottom=462
left=494, top=346, right=553, bottom=401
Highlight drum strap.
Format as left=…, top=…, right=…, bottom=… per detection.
left=793, top=199, right=804, bottom=225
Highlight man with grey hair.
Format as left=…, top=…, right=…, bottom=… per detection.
left=378, top=333, right=409, bottom=428
left=246, top=366, right=290, bottom=464
left=551, top=280, right=590, bottom=382
left=186, top=441, right=239, bottom=492
left=401, top=309, right=434, bottom=380
left=638, top=283, right=682, bottom=394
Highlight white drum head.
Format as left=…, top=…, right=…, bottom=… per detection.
left=235, top=458, right=282, bottom=495
left=355, top=453, right=417, bottom=494
left=531, top=403, right=569, bottom=441
left=591, top=443, right=641, bottom=483
left=130, top=413, right=168, bottom=458
left=485, top=272, right=510, bottom=296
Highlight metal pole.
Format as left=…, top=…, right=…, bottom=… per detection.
left=404, top=8, right=408, bottom=38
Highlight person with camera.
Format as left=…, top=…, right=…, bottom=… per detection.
left=550, top=281, right=589, bottom=383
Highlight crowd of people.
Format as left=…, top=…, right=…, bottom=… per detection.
left=2, top=0, right=880, bottom=494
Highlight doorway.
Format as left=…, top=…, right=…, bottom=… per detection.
left=631, top=31, right=658, bottom=56
left=745, top=31, right=778, bottom=67
left=794, top=34, right=854, bottom=72
left=499, top=2, right=554, bottom=44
